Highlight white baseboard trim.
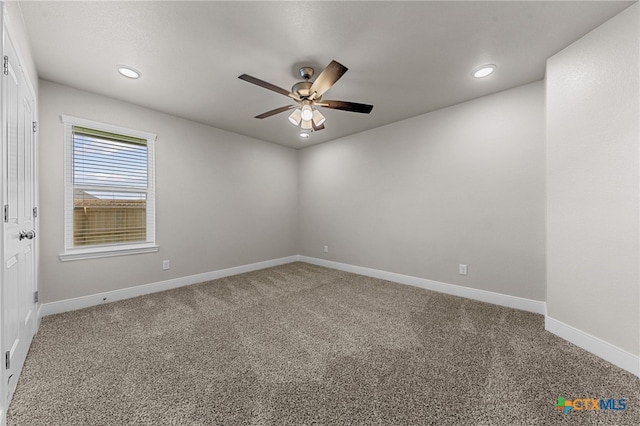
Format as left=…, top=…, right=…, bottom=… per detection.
left=297, top=256, right=546, bottom=315
left=545, top=316, right=639, bottom=377
left=40, top=256, right=298, bottom=317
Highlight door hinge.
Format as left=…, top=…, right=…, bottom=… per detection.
left=32, top=121, right=37, bottom=133
left=34, top=291, right=39, bottom=304
left=3, top=56, right=8, bottom=76
left=33, top=206, right=38, bottom=218
left=3, top=204, right=8, bottom=222
left=5, top=351, right=10, bottom=370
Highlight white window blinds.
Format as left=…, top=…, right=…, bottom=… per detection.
left=61, top=115, right=157, bottom=260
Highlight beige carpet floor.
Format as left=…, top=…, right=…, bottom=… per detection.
left=7, top=262, right=640, bottom=425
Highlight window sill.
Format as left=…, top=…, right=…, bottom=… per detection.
left=59, top=244, right=159, bottom=262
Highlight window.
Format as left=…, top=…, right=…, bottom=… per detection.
left=60, top=115, right=158, bottom=261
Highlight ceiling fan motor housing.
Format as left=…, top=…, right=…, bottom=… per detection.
left=292, top=81, right=318, bottom=100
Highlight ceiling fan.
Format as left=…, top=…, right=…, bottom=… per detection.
left=238, top=60, right=373, bottom=135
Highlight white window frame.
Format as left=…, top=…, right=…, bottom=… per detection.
left=59, top=115, right=158, bottom=261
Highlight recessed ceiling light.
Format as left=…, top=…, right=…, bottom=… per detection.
left=117, top=65, right=141, bottom=79
left=472, top=64, right=496, bottom=78
left=299, top=131, right=310, bottom=139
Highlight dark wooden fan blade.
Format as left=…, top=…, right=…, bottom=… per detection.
left=319, top=100, right=373, bottom=114
left=309, top=60, right=348, bottom=99
left=238, top=74, right=299, bottom=100
left=254, top=105, right=296, bottom=119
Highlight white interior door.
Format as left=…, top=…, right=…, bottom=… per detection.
left=1, top=27, right=37, bottom=412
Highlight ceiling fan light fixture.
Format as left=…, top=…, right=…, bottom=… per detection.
left=312, top=109, right=326, bottom=127
left=238, top=60, right=373, bottom=136
left=300, top=104, right=314, bottom=121
left=288, top=108, right=302, bottom=126
left=472, top=64, right=496, bottom=78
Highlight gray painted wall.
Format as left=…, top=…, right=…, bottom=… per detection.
left=298, top=81, right=546, bottom=301
left=38, top=80, right=298, bottom=303
left=546, top=4, right=639, bottom=355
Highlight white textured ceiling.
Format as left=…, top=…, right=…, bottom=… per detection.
left=19, top=1, right=635, bottom=148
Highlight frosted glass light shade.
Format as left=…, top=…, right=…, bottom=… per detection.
left=301, top=104, right=314, bottom=121
left=288, top=108, right=302, bottom=126
left=312, top=109, right=326, bottom=126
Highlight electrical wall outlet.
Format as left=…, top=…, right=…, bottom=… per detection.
left=323, top=245, right=329, bottom=253
left=459, top=264, right=468, bottom=275
left=162, top=260, right=170, bottom=270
